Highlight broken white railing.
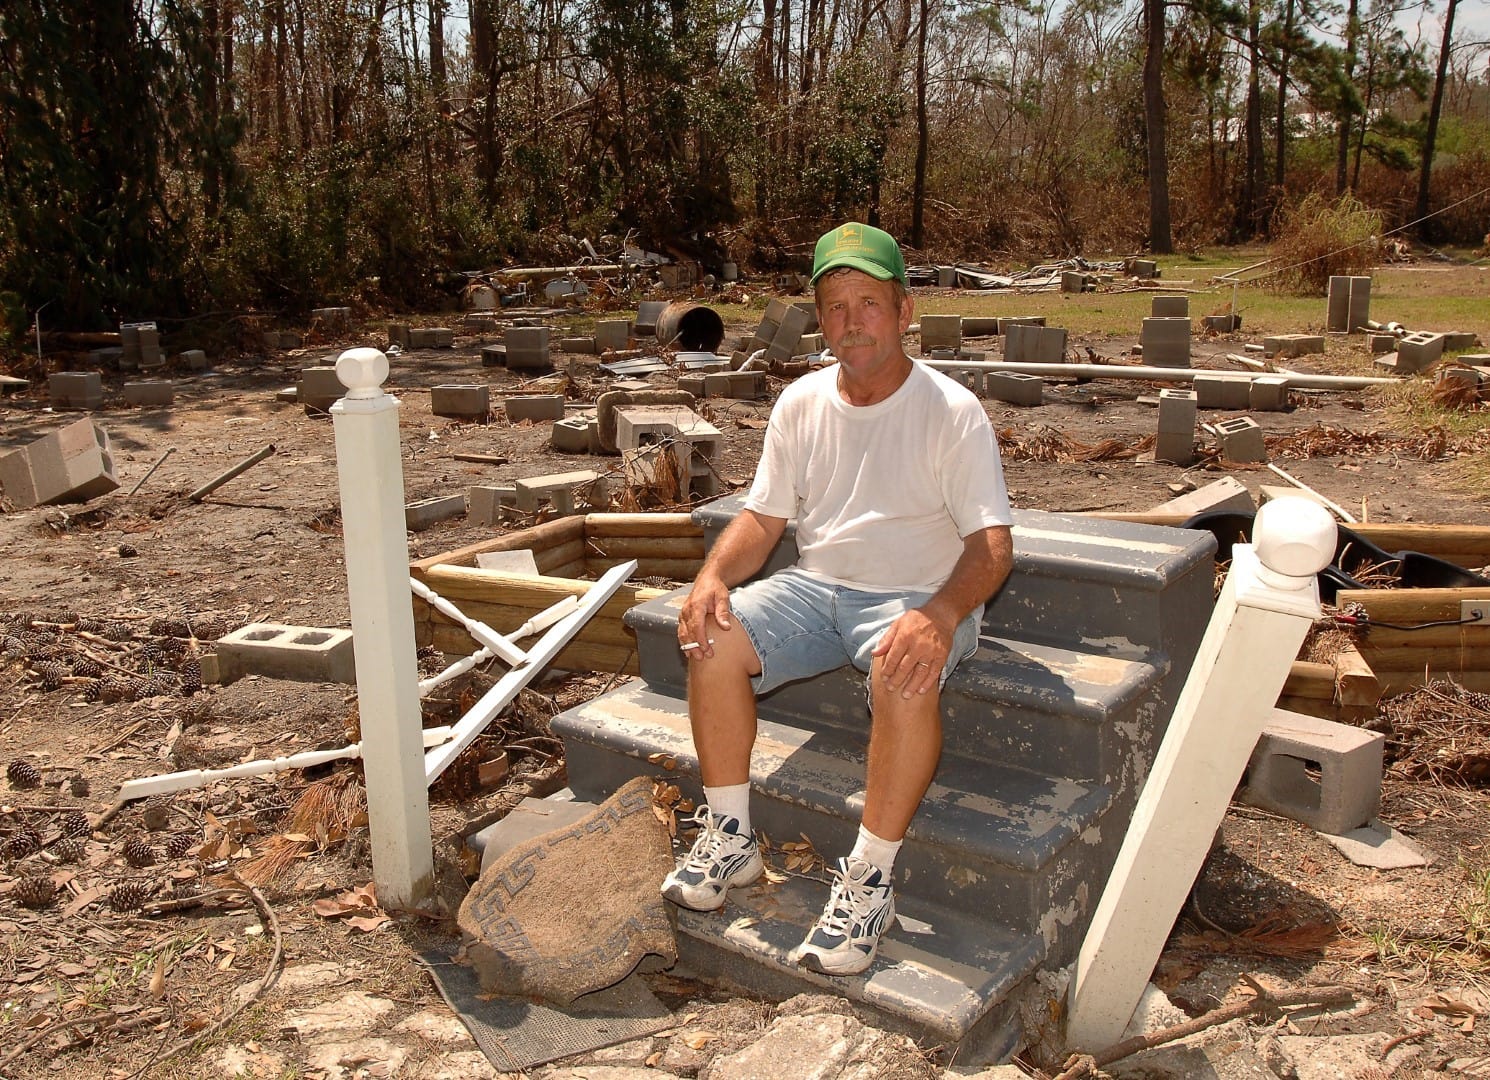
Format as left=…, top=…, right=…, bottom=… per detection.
left=1065, top=496, right=1337, bottom=1049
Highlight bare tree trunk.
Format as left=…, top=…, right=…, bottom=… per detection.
left=1335, top=0, right=1359, bottom=194
left=1272, top=0, right=1295, bottom=203
left=295, top=4, right=311, bottom=148
left=1144, top=0, right=1173, bottom=252
left=1236, top=0, right=1263, bottom=239
left=1352, top=48, right=1375, bottom=191
left=274, top=0, right=289, bottom=148
left=1415, top=0, right=1458, bottom=238
left=911, top=0, right=930, bottom=247
left=203, top=0, right=221, bottom=213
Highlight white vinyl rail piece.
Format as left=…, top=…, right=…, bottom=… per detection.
left=414, top=591, right=580, bottom=696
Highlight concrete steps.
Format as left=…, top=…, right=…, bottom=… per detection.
left=549, top=502, right=1216, bottom=1055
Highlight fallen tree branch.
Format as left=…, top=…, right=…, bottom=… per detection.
left=1054, top=983, right=1360, bottom=1079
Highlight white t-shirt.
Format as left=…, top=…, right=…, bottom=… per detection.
left=744, top=361, right=1012, bottom=592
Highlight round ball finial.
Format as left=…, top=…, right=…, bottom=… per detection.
left=1253, top=496, right=1337, bottom=579
left=335, top=348, right=390, bottom=399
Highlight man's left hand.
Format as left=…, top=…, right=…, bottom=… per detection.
left=872, top=607, right=954, bottom=699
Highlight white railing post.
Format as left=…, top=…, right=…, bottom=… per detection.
left=331, top=347, right=434, bottom=908
left=1065, top=497, right=1337, bottom=1050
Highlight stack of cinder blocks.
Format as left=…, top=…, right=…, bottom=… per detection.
left=1326, top=276, right=1371, bottom=333
left=615, top=406, right=724, bottom=499
left=48, top=372, right=104, bottom=410
left=505, top=327, right=551, bottom=370
left=120, top=322, right=163, bottom=371
left=1141, top=296, right=1191, bottom=367
left=678, top=371, right=768, bottom=400
left=745, top=299, right=819, bottom=363
left=1155, top=389, right=1196, bottom=465
left=0, top=419, right=119, bottom=508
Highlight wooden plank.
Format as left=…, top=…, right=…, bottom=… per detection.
left=410, top=516, right=586, bottom=575
left=1346, top=625, right=1490, bottom=648
left=1275, top=694, right=1336, bottom=721
left=427, top=623, right=636, bottom=674
left=585, top=536, right=707, bottom=559
left=1332, top=645, right=1381, bottom=709
left=535, top=538, right=586, bottom=574
left=1351, top=644, right=1484, bottom=672
left=1377, top=670, right=1490, bottom=695
left=1334, top=587, right=1490, bottom=622
left=587, top=557, right=704, bottom=580
left=1281, top=661, right=1335, bottom=699
left=583, top=513, right=702, bottom=539
left=418, top=564, right=666, bottom=620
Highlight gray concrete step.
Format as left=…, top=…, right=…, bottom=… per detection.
left=552, top=680, right=1113, bottom=925
left=669, top=864, right=1044, bottom=1052
left=626, top=594, right=1159, bottom=780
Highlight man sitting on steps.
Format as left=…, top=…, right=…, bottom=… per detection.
left=660, top=221, right=1015, bottom=976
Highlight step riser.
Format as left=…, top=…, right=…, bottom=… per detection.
left=562, top=739, right=1104, bottom=942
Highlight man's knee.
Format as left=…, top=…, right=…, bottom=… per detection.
left=688, top=620, right=763, bottom=683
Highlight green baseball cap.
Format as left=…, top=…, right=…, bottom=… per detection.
left=811, top=222, right=907, bottom=285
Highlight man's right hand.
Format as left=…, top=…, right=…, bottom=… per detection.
left=678, top=572, right=734, bottom=661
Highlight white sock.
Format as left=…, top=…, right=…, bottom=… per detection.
left=703, top=783, right=751, bottom=833
left=850, top=824, right=902, bottom=877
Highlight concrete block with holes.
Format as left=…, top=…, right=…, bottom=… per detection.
left=432, top=384, right=490, bottom=421
left=503, top=394, right=565, bottom=423
left=987, top=372, right=1043, bottom=406
left=1155, top=390, right=1197, bottom=465
left=299, top=366, right=344, bottom=413
left=469, top=485, right=519, bottom=526
left=1152, top=476, right=1253, bottom=516
left=615, top=406, right=723, bottom=499
left=1436, top=367, right=1483, bottom=394
left=1347, top=277, right=1371, bottom=331
left=180, top=349, right=209, bottom=370
left=1367, top=333, right=1396, bottom=355
left=1239, top=708, right=1385, bottom=834
left=636, top=302, right=667, bottom=337
left=1151, top=295, right=1188, bottom=318
left=48, top=371, right=104, bottom=410
left=0, top=418, right=119, bottom=508
left=551, top=416, right=599, bottom=454
left=515, top=470, right=608, bottom=515
left=703, top=372, right=732, bottom=397
left=1393, top=332, right=1446, bottom=374
left=766, top=304, right=818, bottom=363
left=727, top=371, right=768, bottom=399
left=1263, top=333, right=1325, bottom=360
left=1214, top=416, right=1267, bottom=463
left=1248, top=375, right=1290, bottom=412
left=405, top=493, right=466, bottom=531
left=123, top=380, right=175, bottom=408
left=1193, top=374, right=1251, bottom=410
left=214, top=623, right=356, bottom=685
left=313, top=306, right=353, bottom=330
left=559, top=336, right=596, bottom=354
left=387, top=323, right=411, bottom=347
left=947, top=369, right=984, bottom=396
left=1326, top=276, right=1352, bottom=332
left=1203, top=314, right=1241, bottom=333
left=1061, top=272, right=1089, bottom=293
left=1140, top=318, right=1191, bottom=367
left=920, top=315, right=963, bottom=353
left=505, top=327, right=551, bottom=370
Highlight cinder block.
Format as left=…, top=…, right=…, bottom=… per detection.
left=214, top=623, right=356, bottom=685
left=1193, top=373, right=1251, bottom=410
left=505, top=326, right=551, bottom=370
left=48, top=371, right=104, bottom=410
left=1240, top=708, right=1385, bottom=834
left=1215, top=415, right=1267, bottom=463
left=677, top=374, right=707, bottom=397
left=920, top=314, right=963, bottom=353
left=1004, top=324, right=1067, bottom=364
left=1436, top=366, right=1483, bottom=393
left=503, top=394, right=566, bottom=422
left=481, top=345, right=507, bottom=367
left=962, top=317, right=999, bottom=336
left=469, top=485, right=518, bottom=525
left=595, top=320, right=633, bottom=352
left=405, top=493, right=466, bottom=531
left=1157, top=388, right=1197, bottom=433
left=1140, top=317, right=1191, bottom=367
left=746, top=298, right=791, bottom=355
left=559, top=337, right=596, bottom=354
left=1394, top=331, right=1446, bottom=374
left=1129, top=258, right=1158, bottom=279
left=1152, top=476, right=1253, bottom=516
left=1326, top=275, right=1352, bottom=333
left=387, top=323, right=411, bottom=347
left=1442, top=331, right=1481, bottom=352
left=1367, top=333, right=1396, bottom=354
left=275, top=386, right=298, bottom=403
left=996, top=316, right=1045, bottom=334
left=937, top=267, right=957, bottom=287
left=727, top=371, right=767, bottom=400
left=1347, top=276, right=1371, bottom=331
left=0, top=419, right=119, bottom=508
left=1263, top=334, right=1325, bottom=359
left=614, top=407, right=723, bottom=498
left=136, top=327, right=163, bottom=369
left=123, top=380, right=174, bottom=408
left=432, top=327, right=454, bottom=348
left=635, top=301, right=667, bottom=336
left=703, top=372, right=732, bottom=397
left=298, top=366, right=344, bottom=413
left=551, top=416, right=598, bottom=454
left=180, top=349, right=208, bottom=370
left=463, top=314, right=499, bottom=332
left=1061, top=271, right=1089, bottom=293
left=987, top=372, right=1043, bottom=406
left=431, top=384, right=490, bottom=420
left=1202, top=314, right=1241, bottom=332
left=1248, top=375, right=1290, bottom=412
left=946, top=369, right=984, bottom=396
left=514, top=470, right=608, bottom=515
left=796, top=333, right=825, bottom=356
left=313, top=306, right=353, bottom=330
left=1151, top=295, right=1189, bottom=318
left=765, top=304, right=817, bottom=363
left=89, top=347, right=125, bottom=368
left=1155, top=430, right=1196, bottom=466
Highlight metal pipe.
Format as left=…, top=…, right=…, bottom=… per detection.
left=924, top=360, right=1398, bottom=390
left=188, top=443, right=276, bottom=502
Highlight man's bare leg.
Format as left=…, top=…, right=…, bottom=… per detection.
left=861, top=656, right=943, bottom=841
left=685, top=618, right=763, bottom=787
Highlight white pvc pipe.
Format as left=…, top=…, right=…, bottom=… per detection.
left=925, top=360, right=1399, bottom=390
left=410, top=576, right=528, bottom=667
left=416, top=594, right=581, bottom=695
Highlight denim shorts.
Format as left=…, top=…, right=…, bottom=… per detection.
left=728, top=568, right=982, bottom=696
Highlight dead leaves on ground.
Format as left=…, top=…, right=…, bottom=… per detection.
left=312, top=882, right=390, bottom=933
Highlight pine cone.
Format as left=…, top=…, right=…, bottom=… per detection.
left=121, top=836, right=156, bottom=868
left=170, top=878, right=201, bottom=899
left=7, top=759, right=42, bottom=789
left=118, top=543, right=139, bottom=558
left=32, top=660, right=69, bottom=691
left=79, top=678, right=103, bottom=702
left=71, top=656, right=103, bottom=678
left=178, top=660, right=202, bottom=695
left=46, top=610, right=78, bottom=626
left=100, top=675, right=137, bottom=703
left=3, top=828, right=43, bottom=861
left=191, top=615, right=229, bottom=641
left=13, top=874, right=56, bottom=909
left=102, top=621, right=134, bottom=642
left=141, top=796, right=172, bottom=832
left=75, top=616, right=104, bottom=634
left=164, top=833, right=197, bottom=860
left=61, top=811, right=92, bottom=838
left=2, top=634, right=27, bottom=659
left=142, top=674, right=178, bottom=698
left=51, top=837, right=86, bottom=864
left=150, top=618, right=190, bottom=638
left=108, top=880, right=154, bottom=911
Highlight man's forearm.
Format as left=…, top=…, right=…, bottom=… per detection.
left=698, top=509, right=789, bottom=589
left=920, top=526, right=1014, bottom=630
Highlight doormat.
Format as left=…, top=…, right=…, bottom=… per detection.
left=416, top=946, right=675, bottom=1072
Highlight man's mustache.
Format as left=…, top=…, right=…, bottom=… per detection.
left=837, top=333, right=877, bottom=347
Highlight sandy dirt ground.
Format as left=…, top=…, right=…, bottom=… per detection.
left=1, top=276, right=1488, bottom=1079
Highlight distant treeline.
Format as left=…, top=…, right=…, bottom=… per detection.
left=1, top=0, right=1486, bottom=332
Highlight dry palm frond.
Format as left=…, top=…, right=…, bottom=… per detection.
left=234, top=773, right=367, bottom=890
left=1429, top=372, right=1487, bottom=412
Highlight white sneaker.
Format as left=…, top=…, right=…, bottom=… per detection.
left=661, top=806, right=763, bottom=912
left=791, top=857, right=895, bottom=975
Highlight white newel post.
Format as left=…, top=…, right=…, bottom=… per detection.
left=331, top=347, right=434, bottom=908
left=1065, top=497, right=1336, bottom=1050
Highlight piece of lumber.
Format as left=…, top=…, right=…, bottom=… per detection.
left=1377, top=670, right=1490, bottom=695
left=417, top=564, right=666, bottom=619
left=452, top=453, right=509, bottom=465
left=535, top=538, right=587, bottom=574
left=1332, top=644, right=1381, bottom=708
left=1348, top=644, right=1484, bottom=671
left=1334, top=587, right=1490, bottom=623
left=583, top=513, right=701, bottom=539
left=586, top=557, right=705, bottom=579
left=421, top=622, right=636, bottom=674
left=1281, top=660, right=1335, bottom=700
left=1346, top=625, right=1489, bottom=649
left=1274, top=694, right=1337, bottom=721
left=410, top=516, right=587, bottom=575
left=423, top=608, right=638, bottom=649
left=585, top=536, right=707, bottom=560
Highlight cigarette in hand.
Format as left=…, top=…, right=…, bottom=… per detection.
left=680, top=639, right=716, bottom=652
